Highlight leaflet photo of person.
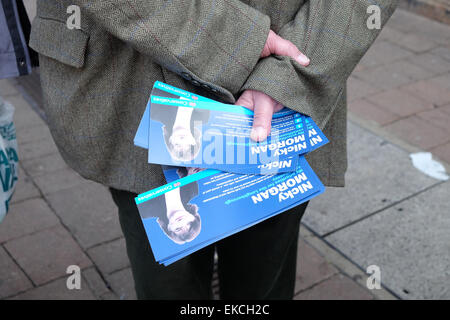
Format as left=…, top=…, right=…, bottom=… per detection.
left=140, top=167, right=203, bottom=244
left=176, top=166, right=205, bottom=178
left=150, top=102, right=210, bottom=162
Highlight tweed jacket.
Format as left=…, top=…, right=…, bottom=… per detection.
left=29, top=0, right=397, bottom=194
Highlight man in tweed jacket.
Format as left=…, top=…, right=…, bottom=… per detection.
left=30, top=0, right=397, bottom=299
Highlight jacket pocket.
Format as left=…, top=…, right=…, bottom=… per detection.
left=29, top=17, right=89, bottom=68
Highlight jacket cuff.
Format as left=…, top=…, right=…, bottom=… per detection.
left=240, top=56, right=344, bottom=130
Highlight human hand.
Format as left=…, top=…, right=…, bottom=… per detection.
left=237, top=31, right=310, bottom=142
left=261, top=30, right=310, bottom=66
left=236, top=89, right=284, bottom=142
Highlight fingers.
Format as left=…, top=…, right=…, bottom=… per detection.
left=236, top=90, right=283, bottom=142
left=260, top=30, right=277, bottom=58
left=250, top=97, right=274, bottom=142
left=271, top=33, right=310, bottom=66
left=235, top=90, right=255, bottom=111
left=262, top=30, right=310, bottom=66
left=274, top=102, right=284, bottom=113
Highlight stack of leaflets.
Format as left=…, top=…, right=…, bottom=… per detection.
left=134, top=81, right=329, bottom=265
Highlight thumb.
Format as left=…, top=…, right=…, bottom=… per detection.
left=250, top=98, right=274, bottom=142
left=270, top=33, right=310, bottom=66
left=235, top=90, right=255, bottom=111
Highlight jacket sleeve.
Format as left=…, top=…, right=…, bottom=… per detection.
left=71, top=0, right=270, bottom=97
left=240, top=0, right=398, bottom=129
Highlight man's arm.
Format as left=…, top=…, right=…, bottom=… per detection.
left=240, top=0, right=398, bottom=131
left=68, top=0, right=270, bottom=96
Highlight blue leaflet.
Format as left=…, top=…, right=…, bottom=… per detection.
left=132, top=82, right=330, bottom=266
left=135, top=156, right=325, bottom=265
left=161, top=187, right=322, bottom=266
left=134, top=81, right=216, bottom=148
left=134, top=101, right=150, bottom=149
left=134, top=81, right=329, bottom=174
left=303, top=115, right=329, bottom=151
left=147, top=96, right=309, bottom=173
left=135, top=83, right=302, bottom=174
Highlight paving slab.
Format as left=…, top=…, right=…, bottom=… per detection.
left=0, top=246, right=33, bottom=299
left=299, top=226, right=399, bottom=300
left=352, top=64, right=414, bottom=91
left=376, top=26, right=404, bottom=43
left=441, top=104, right=450, bottom=115
left=11, top=169, right=40, bottom=204
left=82, top=267, right=112, bottom=298
left=376, top=59, right=436, bottom=82
left=16, top=123, right=54, bottom=146
left=384, top=115, right=450, bottom=150
left=403, top=52, right=450, bottom=75
left=18, top=139, right=59, bottom=161
left=384, top=30, right=439, bottom=53
left=46, top=181, right=122, bottom=249
left=386, top=9, right=450, bottom=45
left=7, top=95, right=45, bottom=129
left=295, top=239, right=338, bottom=293
left=348, top=99, right=400, bottom=125
left=385, top=9, right=429, bottom=33
left=0, top=198, right=59, bottom=243
left=9, top=277, right=96, bottom=300
left=347, top=76, right=382, bottom=102
left=0, top=79, right=19, bottom=97
left=357, top=40, right=414, bottom=70
left=428, top=73, right=450, bottom=90
left=106, top=268, right=136, bottom=300
left=33, top=167, right=87, bottom=195
left=430, top=46, right=450, bottom=62
left=417, top=108, right=450, bottom=134
left=21, top=152, right=68, bottom=177
left=325, top=182, right=450, bottom=299
left=303, top=121, right=439, bottom=236
left=400, top=79, right=450, bottom=107
left=294, top=274, right=375, bottom=300
left=4, top=225, right=92, bottom=285
left=87, top=238, right=129, bottom=275
left=99, top=291, right=119, bottom=300
left=366, top=88, right=434, bottom=118
left=430, top=142, right=450, bottom=165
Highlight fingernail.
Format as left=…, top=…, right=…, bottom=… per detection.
left=250, top=127, right=267, bottom=142
left=296, top=53, right=310, bottom=66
